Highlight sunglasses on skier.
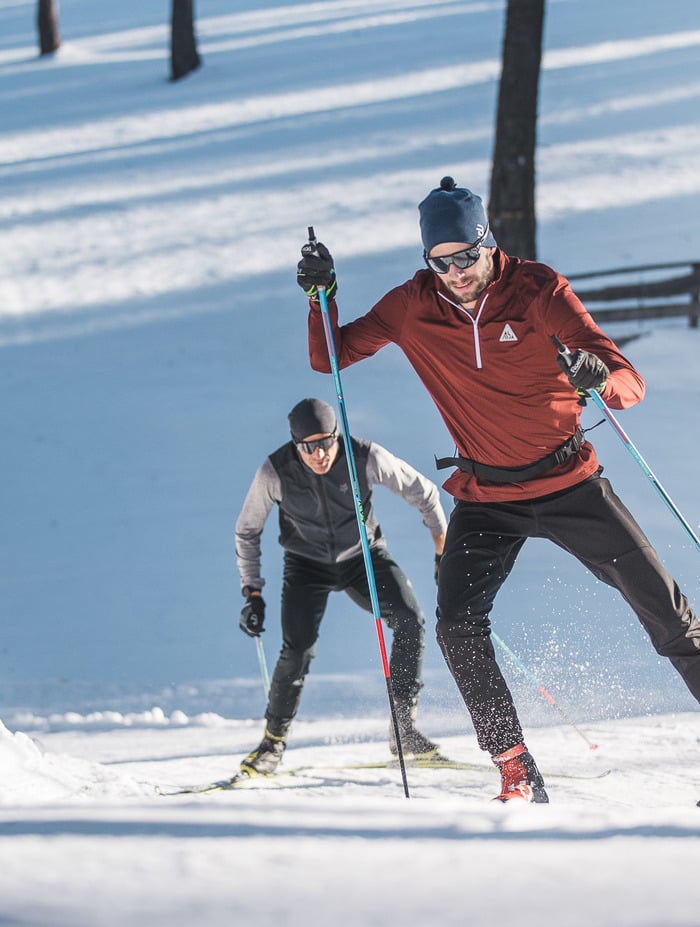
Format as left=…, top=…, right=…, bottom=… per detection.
left=295, top=429, right=338, bottom=454
left=424, top=225, right=490, bottom=274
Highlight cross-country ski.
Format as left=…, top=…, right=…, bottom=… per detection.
left=165, top=756, right=613, bottom=796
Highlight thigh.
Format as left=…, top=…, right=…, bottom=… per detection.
left=343, top=548, right=423, bottom=626
left=438, top=501, right=527, bottom=626
left=539, top=475, right=700, bottom=659
left=539, top=475, right=653, bottom=570
left=280, top=554, right=333, bottom=650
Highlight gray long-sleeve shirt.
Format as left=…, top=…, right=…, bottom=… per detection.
left=235, top=436, right=447, bottom=592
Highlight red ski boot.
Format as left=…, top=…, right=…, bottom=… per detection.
left=492, top=743, right=549, bottom=803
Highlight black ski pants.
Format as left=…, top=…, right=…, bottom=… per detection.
left=265, top=546, right=426, bottom=733
left=436, top=473, right=700, bottom=757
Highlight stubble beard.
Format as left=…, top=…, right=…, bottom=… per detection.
left=444, top=251, right=495, bottom=307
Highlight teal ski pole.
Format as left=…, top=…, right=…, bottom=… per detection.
left=304, top=226, right=410, bottom=798
left=552, top=335, right=700, bottom=554
left=255, top=635, right=270, bottom=698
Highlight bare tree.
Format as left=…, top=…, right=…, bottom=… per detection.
left=489, top=0, right=545, bottom=259
left=37, top=0, right=60, bottom=56
left=171, top=0, right=201, bottom=81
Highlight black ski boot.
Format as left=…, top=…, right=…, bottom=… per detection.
left=389, top=696, right=441, bottom=758
left=240, top=725, right=288, bottom=777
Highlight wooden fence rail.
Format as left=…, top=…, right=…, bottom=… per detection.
left=567, top=261, right=700, bottom=327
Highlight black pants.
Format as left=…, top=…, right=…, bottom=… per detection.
left=436, top=474, right=700, bottom=756
left=265, top=547, right=426, bottom=732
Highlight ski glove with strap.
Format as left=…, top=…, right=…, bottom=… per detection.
left=297, top=240, right=338, bottom=302
left=239, top=593, right=266, bottom=637
left=557, top=348, right=609, bottom=393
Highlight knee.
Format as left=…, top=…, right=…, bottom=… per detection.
left=436, top=607, right=490, bottom=644
left=278, top=640, right=317, bottom=670
left=386, top=608, right=425, bottom=633
left=436, top=584, right=490, bottom=630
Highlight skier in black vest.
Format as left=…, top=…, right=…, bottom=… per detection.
left=235, top=397, right=448, bottom=776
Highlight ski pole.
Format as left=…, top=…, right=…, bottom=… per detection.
left=306, top=226, right=410, bottom=798
left=552, top=335, right=700, bottom=553
left=255, top=635, right=270, bottom=698
left=492, top=631, right=598, bottom=750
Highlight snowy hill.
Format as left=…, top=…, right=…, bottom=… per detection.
left=1, top=1, right=700, bottom=924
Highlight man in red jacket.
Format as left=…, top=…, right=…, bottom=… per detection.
left=296, top=176, right=700, bottom=803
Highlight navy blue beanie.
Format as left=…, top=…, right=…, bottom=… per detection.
left=418, top=177, right=497, bottom=254
left=288, top=398, right=337, bottom=441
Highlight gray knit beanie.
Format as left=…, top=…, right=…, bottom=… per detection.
left=418, top=177, right=497, bottom=253
left=288, top=398, right=337, bottom=441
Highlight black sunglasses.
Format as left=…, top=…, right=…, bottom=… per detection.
left=424, top=225, right=489, bottom=274
left=295, top=429, right=338, bottom=454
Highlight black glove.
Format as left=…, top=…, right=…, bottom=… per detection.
left=296, top=240, right=338, bottom=302
left=239, top=593, right=265, bottom=637
left=557, top=348, right=609, bottom=393
left=434, top=553, right=441, bottom=586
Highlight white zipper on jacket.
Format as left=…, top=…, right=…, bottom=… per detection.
left=438, top=290, right=490, bottom=369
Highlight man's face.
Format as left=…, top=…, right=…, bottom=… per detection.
left=295, top=431, right=339, bottom=475
left=428, top=242, right=496, bottom=306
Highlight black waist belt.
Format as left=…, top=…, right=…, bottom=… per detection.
left=435, top=427, right=585, bottom=483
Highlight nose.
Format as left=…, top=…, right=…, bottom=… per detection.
left=447, top=261, right=467, bottom=279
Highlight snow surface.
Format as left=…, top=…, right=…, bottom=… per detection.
left=1, top=0, right=700, bottom=924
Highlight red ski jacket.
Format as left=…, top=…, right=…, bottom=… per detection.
left=307, top=251, right=645, bottom=503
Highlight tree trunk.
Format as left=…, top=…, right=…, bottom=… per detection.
left=37, top=0, right=60, bottom=56
left=489, top=0, right=545, bottom=259
left=170, top=0, right=201, bottom=81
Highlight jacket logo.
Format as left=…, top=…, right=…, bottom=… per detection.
left=499, top=324, right=518, bottom=342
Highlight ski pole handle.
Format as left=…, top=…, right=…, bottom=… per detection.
left=551, top=334, right=572, bottom=366
left=302, top=226, right=320, bottom=259
left=301, top=225, right=334, bottom=298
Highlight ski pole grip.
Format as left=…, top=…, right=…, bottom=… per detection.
left=301, top=226, right=318, bottom=259
left=303, top=226, right=326, bottom=290
left=551, top=334, right=573, bottom=369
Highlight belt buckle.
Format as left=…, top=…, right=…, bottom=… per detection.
left=555, top=438, right=574, bottom=466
